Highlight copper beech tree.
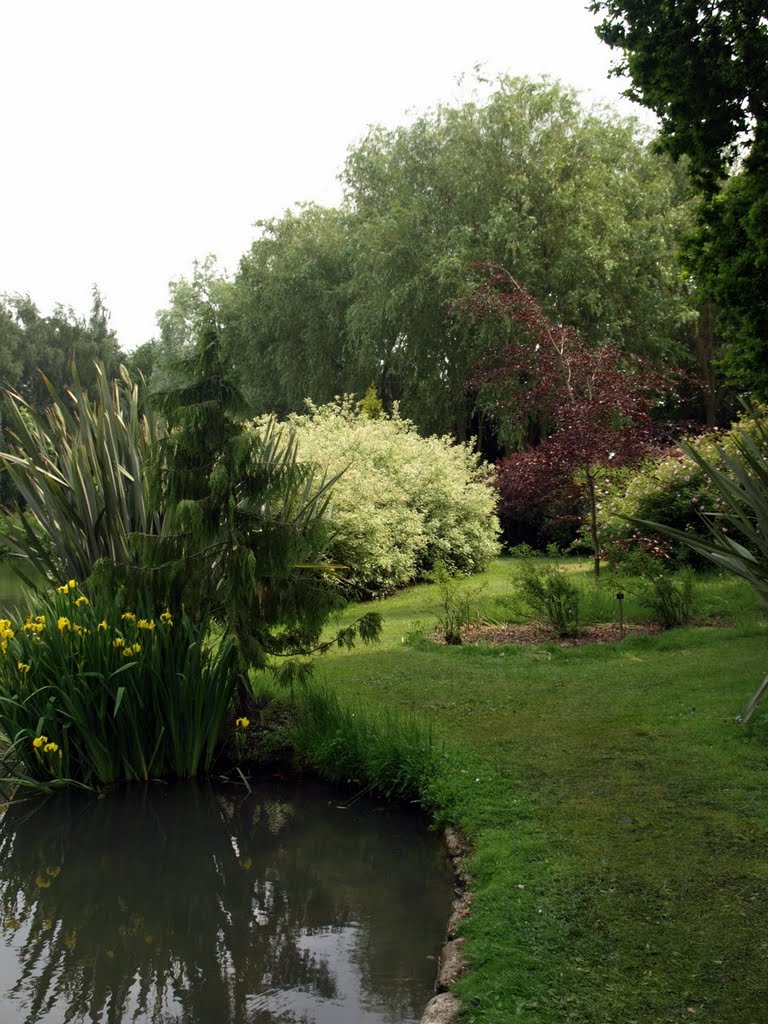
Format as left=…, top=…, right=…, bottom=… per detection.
left=464, top=267, right=674, bottom=575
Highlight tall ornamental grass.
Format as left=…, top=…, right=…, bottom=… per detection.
left=0, top=583, right=236, bottom=790
left=290, top=684, right=441, bottom=801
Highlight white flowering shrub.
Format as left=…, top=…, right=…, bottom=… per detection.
left=253, top=398, right=500, bottom=596
left=596, top=407, right=768, bottom=563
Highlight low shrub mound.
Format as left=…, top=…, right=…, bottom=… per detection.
left=596, top=406, right=768, bottom=564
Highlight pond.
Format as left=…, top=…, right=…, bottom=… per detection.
left=0, top=777, right=454, bottom=1024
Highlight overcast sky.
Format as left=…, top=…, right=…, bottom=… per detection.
left=0, top=0, right=651, bottom=350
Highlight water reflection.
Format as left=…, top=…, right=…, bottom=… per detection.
left=0, top=778, right=452, bottom=1023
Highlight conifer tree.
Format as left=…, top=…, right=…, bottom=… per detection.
left=140, top=308, right=380, bottom=690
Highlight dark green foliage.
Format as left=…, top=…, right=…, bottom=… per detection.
left=686, top=169, right=768, bottom=398
left=0, top=289, right=122, bottom=410
left=591, top=0, right=768, bottom=400
left=590, top=0, right=768, bottom=190
left=135, top=309, right=380, bottom=680
left=517, top=561, right=580, bottom=637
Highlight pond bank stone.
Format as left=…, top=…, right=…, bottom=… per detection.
left=444, top=825, right=470, bottom=862
left=420, top=992, right=462, bottom=1024
left=436, top=937, right=467, bottom=991
left=446, top=893, right=472, bottom=938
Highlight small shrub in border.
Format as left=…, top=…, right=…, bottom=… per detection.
left=606, top=549, right=696, bottom=629
left=640, top=570, right=695, bottom=629
left=517, top=561, right=580, bottom=637
left=427, top=560, right=487, bottom=645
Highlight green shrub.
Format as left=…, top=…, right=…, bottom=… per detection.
left=639, top=568, right=696, bottom=628
left=603, top=548, right=696, bottom=628
left=506, top=542, right=540, bottom=559
left=595, top=407, right=768, bottom=564
left=517, top=561, right=580, bottom=637
left=0, top=584, right=237, bottom=790
left=427, top=560, right=487, bottom=645
left=253, top=397, right=500, bottom=596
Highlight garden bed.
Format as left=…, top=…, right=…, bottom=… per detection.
left=438, top=620, right=663, bottom=647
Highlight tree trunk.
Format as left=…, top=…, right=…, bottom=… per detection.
left=693, top=300, right=720, bottom=428
left=586, top=471, right=600, bottom=578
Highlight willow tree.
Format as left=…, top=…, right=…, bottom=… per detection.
left=228, top=206, right=357, bottom=417
left=340, top=76, right=693, bottom=438
left=227, top=76, right=694, bottom=442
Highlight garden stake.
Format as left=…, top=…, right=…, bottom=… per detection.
left=616, top=592, right=624, bottom=640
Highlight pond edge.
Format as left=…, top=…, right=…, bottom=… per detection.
left=420, top=824, right=473, bottom=1024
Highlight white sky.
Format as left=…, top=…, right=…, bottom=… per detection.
left=0, top=0, right=650, bottom=351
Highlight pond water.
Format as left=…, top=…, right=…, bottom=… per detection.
left=0, top=778, right=454, bottom=1024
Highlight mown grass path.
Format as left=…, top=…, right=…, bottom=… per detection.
left=318, top=560, right=768, bottom=1024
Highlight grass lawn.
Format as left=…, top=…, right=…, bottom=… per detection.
left=0, top=562, right=29, bottom=618
left=315, top=559, right=768, bottom=1024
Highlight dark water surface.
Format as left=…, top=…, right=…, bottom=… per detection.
left=0, top=778, right=454, bottom=1024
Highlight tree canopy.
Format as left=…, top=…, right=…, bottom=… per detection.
left=228, top=207, right=356, bottom=416
left=225, top=76, right=694, bottom=441
left=590, top=0, right=768, bottom=190
left=0, top=288, right=122, bottom=408
left=590, top=1, right=768, bottom=398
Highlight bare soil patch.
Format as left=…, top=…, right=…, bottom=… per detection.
left=438, top=620, right=663, bottom=648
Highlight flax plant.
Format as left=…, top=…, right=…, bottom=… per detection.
left=0, top=363, right=163, bottom=587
